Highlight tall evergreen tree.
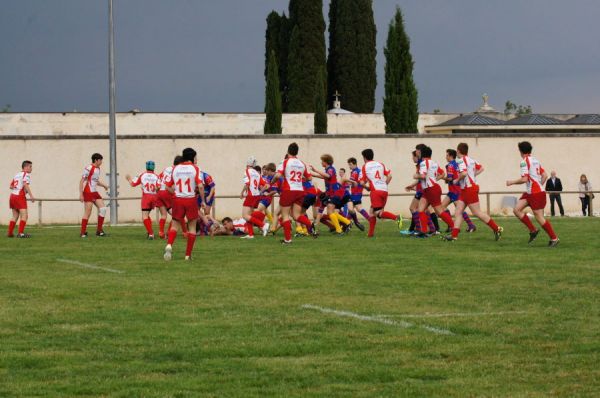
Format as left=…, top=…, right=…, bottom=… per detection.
left=383, top=7, right=418, bottom=133
left=278, top=13, right=291, bottom=111
left=265, top=11, right=281, bottom=79
left=327, top=0, right=377, bottom=112
left=264, top=50, right=283, bottom=134
left=286, top=0, right=327, bottom=112
left=314, top=67, right=328, bottom=134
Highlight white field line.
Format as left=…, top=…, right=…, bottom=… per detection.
left=301, top=304, right=454, bottom=336
left=381, top=311, right=530, bottom=319
left=56, top=259, right=125, bottom=274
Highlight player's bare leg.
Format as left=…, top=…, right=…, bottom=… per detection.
left=164, top=219, right=182, bottom=261
left=94, top=198, right=108, bottom=237
left=468, top=202, right=501, bottom=240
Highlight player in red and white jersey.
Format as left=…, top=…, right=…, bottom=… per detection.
left=360, top=148, right=400, bottom=237
left=7, top=160, right=35, bottom=238
left=209, top=217, right=248, bottom=236
left=156, top=156, right=183, bottom=239
left=271, top=143, right=315, bottom=243
left=126, top=161, right=160, bottom=239
left=414, top=146, right=455, bottom=235
left=506, top=141, right=559, bottom=247
left=239, top=157, right=270, bottom=238
left=444, top=143, right=502, bottom=241
left=79, top=153, right=110, bottom=238
left=163, top=148, right=205, bottom=261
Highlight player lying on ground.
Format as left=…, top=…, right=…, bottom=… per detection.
left=8, top=160, right=35, bottom=238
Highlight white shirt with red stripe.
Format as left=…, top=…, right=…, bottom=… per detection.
left=10, top=171, right=31, bottom=196
left=418, top=158, right=443, bottom=190
left=166, top=162, right=202, bottom=198
left=277, top=157, right=310, bottom=191
left=361, top=161, right=390, bottom=193
left=158, top=166, right=174, bottom=191
left=232, top=218, right=247, bottom=234
left=456, top=155, right=481, bottom=189
left=243, top=168, right=265, bottom=197
left=82, top=164, right=101, bottom=193
left=131, top=172, right=160, bottom=195
left=520, top=155, right=546, bottom=194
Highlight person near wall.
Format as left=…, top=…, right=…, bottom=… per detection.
left=545, top=171, right=564, bottom=216
left=578, top=174, right=594, bottom=216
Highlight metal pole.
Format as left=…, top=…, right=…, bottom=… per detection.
left=108, top=0, right=118, bottom=225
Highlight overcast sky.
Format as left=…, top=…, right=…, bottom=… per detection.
left=1, top=0, right=599, bottom=114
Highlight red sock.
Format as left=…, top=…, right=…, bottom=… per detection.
left=542, top=221, right=558, bottom=240
left=439, top=211, right=454, bottom=228
left=368, top=216, right=377, bottom=237
left=519, top=215, right=536, bottom=232
left=167, top=228, right=177, bottom=245
left=419, top=212, right=429, bottom=233
left=486, top=219, right=499, bottom=232
left=81, top=218, right=88, bottom=235
left=97, top=216, right=105, bottom=232
left=143, top=218, right=153, bottom=235
left=251, top=211, right=265, bottom=223
left=249, top=217, right=264, bottom=228
left=246, top=222, right=254, bottom=237
left=8, top=220, right=16, bottom=236
left=282, top=220, right=292, bottom=241
left=296, top=215, right=312, bottom=229
left=18, top=220, right=26, bottom=234
left=185, top=234, right=197, bottom=257
left=159, top=218, right=166, bottom=235
left=321, top=218, right=334, bottom=229
left=380, top=211, right=397, bottom=221
left=451, top=227, right=460, bottom=238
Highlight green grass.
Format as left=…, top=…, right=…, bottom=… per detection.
left=1, top=218, right=599, bottom=397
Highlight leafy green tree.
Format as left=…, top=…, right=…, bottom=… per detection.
left=383, top=7, right=418, bottom=134
left=264, top=51, right=283, bottom=134
left=314, top=67, right=328, bottom=134
left=265, top=11, right=282, bottom=79
left=504, top=100, right=532, bottom=117
left=327, top=0, right=377, bottom=112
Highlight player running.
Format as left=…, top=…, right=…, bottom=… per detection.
left=360, top=149, right=401, bottom=237
left=126, top=161, right=160, bottom=239
left=347, top=157, right=370, bottom=230
left=442, top=149, right=476, bottom=233
left=156, top=156, right=182, bottom=239
left=7, top=160, right=35, bottom=238
left=240, top=156, right=270, bottom=239
left=163, top=148, right=204, bottom=261
left=506, top=141, right=559, bottom=247
left=79, top=153, right=110, bottom=238
left=443, top=143, right=502, bottom=241
left=310, top=154, right=351, bottom=234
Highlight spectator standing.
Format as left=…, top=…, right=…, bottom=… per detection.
left=545, top=171, right=564, bottom=216
left=578, top=174, right=593, bottom=216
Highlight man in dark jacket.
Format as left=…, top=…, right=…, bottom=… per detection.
left=545, top=171, right=564, bottom=216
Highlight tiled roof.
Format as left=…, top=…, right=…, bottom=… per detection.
left=438, top=114, right=503, bottom=126
left=505, top=114, right=562, bottom=125
left=565, top=114, right=600, bottom=125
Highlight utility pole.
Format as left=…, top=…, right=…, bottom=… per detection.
left=108, top=0, right=118, bottom=224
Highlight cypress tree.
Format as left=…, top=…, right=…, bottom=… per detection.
left=327, top=0, right=377, bottom=112
left=278, top=13, right=291, bottom=111
left=286, top=0, right=326, bottom=112
left=264, top=50, right=283, bottom=134
left=314, top=67, right=328, bottom=134
left=383, top=7, right=418, bottom=133
left=265, top=11, right=281, bottom=79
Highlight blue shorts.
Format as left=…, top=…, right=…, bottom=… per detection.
left=259, top=197, right=272, bottom=208
left=302, top=194, right=316, bottom=209
left=446, top=192, right=460, bottom=203
left=331, top=193, right=351, bottom=209
left=414, top=192, right=423, bottom=200
left=350, top=194, right=363, bottom=205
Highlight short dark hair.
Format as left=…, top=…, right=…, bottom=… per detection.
left=173, top=155, right=184, bottom=165
left=339, top=168, right=346, bottom=173
left=288, top=142, right=299, bottom=156
left=182, top=148, right=197, bottom=162
left=222, top=217, right=232, bottom=224
left=518, top=141, right=532, bottom=154
left=21, top=160, right=32, bottom=168
left=91, top=153, right=103, bottom=162
left=412, top=150, right=417, bottom=157
left=361, top=149, right=374, bottom=161
left=421, top=146, right=432, bottom=158
left=446, top=149, right=457, bottom=159
left=347, top=157, right=357, bottom=165
left=253, top=165, right=262, bottom=173
left=416, top=143, right=427, bottom=151
left=457, top=142, right=469, bottom=155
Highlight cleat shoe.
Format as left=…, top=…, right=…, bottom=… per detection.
left=148, top=234, right=155, bottom=240
left=240, top=235, right=254, bottom=239
left=163, top=244, right=173, bottom=261
left=466, top=225, right=477, bottom=233
left=354, top=222, right=365, bottom=232
left=445, top=226, right=451, bottom=233
left=396, top=215, right=403, bottom=230
left=548, top=239, right=560, bottom=248
left=184, top=256, right=192, bottom=261
left=280, top=239, right=292, bottom=245
left=414, top=232, right=429, bottom=239
left=80, top=232, right=88, bottom=238
left=342, top=223, right=351, bottom=234
left=528, top=230, right=540, bottom=244
left=96, top=230, right=106, bottom=237
left=399, top=230, right=412, bottom=236
left=16, top=233, right=31, bottom=238
left=262, top=222, right=271, bottom=237
left=442, top=234, right=457, bottom=242
left=494, top=226, right=503, bottom=241
left=159, top=233, right=165, bottom=239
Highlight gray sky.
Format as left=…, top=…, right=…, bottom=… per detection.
left=1, top=0, right=599, bottom=114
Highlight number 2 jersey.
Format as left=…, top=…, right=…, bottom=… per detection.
left=166, top=162, right=203, bottom=198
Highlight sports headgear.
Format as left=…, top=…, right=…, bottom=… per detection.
left=146, top=160, right=155, bottom=171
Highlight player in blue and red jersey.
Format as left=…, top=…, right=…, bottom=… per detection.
left=258, top=163, right=277, bottom=225
left=347, top=157, right=371, bottom=229
left=441, top=149, right=476, bottom=232
left=338, top=168, right=351, bottom=219
left=310, top=154, right=351, bottom=234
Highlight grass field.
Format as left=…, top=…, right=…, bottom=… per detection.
left=1, top=217, right=599, bottom=397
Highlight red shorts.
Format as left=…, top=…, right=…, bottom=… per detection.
left=83, top=191, right=102, bottom=203
left=521, top=192, right=547, bottom=210
left=141, top=194, right=158, bottom=211
left=9, top=194, right=27, bottom=210
left=370, top=190, right=388, bottom=209
left=279, top=190, right=305, bottom=207
left=156, top=190, right=173, bottom=209
left=459, top=185, right=479, bottom=205
left=243, top=195, right=261, bottom=209
left=423, top=185, right=443, bottom=207
left=171, top=197, right=199, bottom=222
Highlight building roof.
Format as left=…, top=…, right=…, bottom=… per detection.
left=505, top=114, right=562, bottom=125
left=438, top=114, right=503, bottom=126
left=565, top=114, right=600, bottom=125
